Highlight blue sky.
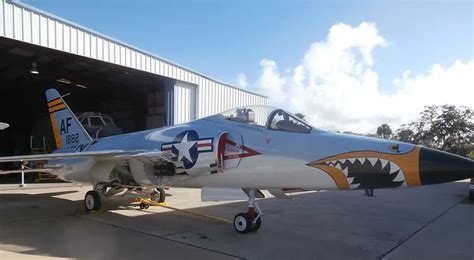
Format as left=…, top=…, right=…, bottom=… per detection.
left=23, top=0, right=472, bottom=92
left=22, top=0, right=473, bottom=132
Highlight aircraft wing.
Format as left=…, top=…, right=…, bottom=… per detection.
left=116, top=150, right=175, bottom=163
left=0, top=150, right=147, bottom=163
left=0, top=150, right=179, bottom=176
left=0, top=168, right=56, bottom=174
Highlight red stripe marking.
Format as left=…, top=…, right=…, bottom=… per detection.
left=198, top=143, right=212, bottom=147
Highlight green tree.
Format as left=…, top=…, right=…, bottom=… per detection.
left=394, top=105, right=474, bottom=157
left=393, top=125, right=415, bottom=143
left=376, top=124, right=392, bottom=139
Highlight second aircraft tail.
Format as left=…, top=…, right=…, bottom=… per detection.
left=46, top=89, right=92, bottom=150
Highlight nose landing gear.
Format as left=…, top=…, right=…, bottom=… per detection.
left=233, top=189, right=262, bottom=233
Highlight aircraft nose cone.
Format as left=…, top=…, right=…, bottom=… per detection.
left=419, top=147, right=474, bottom=185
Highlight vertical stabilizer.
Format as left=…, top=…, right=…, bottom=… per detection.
left=45, top=89, right=92, bottom=150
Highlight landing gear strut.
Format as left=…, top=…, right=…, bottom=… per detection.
left=233, top=189, right=262, bottom=233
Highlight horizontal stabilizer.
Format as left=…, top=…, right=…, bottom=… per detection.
left=0, top=150, right=145, bottom=163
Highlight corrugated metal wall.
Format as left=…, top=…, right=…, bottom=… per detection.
left=0, top=0, right=267, bottom=124
left=196, top=80, right=267, bottom=118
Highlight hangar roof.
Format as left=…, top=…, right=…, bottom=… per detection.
left=0, top=0, right=266, bottom=99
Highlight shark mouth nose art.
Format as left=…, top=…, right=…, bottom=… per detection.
left=307, top=147, right=422, bottom=190
left=323, top=157, right=406, bottom=189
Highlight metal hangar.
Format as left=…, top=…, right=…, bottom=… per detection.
left=0, top=0, right=267, bottom=161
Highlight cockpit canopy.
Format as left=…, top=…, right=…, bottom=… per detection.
left=216, top=106, right=313, bottom=134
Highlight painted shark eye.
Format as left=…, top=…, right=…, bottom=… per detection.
left=390, top=144, right=400, bottom=153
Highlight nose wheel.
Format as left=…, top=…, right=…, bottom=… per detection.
left=233, top=189, right=262, bottom=233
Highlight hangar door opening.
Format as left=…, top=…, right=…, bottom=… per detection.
left=0, top=38, right=173, bottom=183
left=173, top=81, right=196, bottom=125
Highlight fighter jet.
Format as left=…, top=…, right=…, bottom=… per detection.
left=0, top=89, right=472, bottom=233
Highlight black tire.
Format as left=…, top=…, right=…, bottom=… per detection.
left=233, top=213, right=250, bottom=233
left=248, top=217, right=262, bottom=232
left=469, top=189, right=474, bottom=201
left=157, top=188, right=166, bottom=203
left=84, top=190, right=101, bottom=211
left=139, top=202, right=147, bottom=209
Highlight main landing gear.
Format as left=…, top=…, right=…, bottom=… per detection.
left=83, top=182, right=166, bottom=212
left=233, top=189, right=262, bottom=233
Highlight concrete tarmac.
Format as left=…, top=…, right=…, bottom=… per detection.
left=0, top=182, right=472, bottom=259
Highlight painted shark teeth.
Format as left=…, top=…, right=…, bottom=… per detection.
left=393, top=172, right=405, bottom=182
left=367, top=157, right=378, bottom=166
left=350, top=184, right=360, bottom=189
left=389, top=162, right=400, bottom=174
left=342, top=167, right=348, bottom=176
left=380, top=159, right=389, bottom=169
left=347, top=176, right=354, bottom=184
left=325, top=157, right=407, bottom=185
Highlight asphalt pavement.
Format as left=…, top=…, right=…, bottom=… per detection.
left=0, top=182, right=472, bottom=259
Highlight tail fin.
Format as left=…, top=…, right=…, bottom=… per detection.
left=46, top=89, right=92, bottom=150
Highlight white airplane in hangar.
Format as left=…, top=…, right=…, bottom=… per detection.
left=0, top=89, right=473, bottom=233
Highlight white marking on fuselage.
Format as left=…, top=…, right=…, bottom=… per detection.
left=173, top=133, right=196, bottom=162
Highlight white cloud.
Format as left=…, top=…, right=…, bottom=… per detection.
left=255, top=59, right=286, bottom=103
left=251, top=22, right=473, bottom=133
left=236, top=73, right=248, bottom=89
